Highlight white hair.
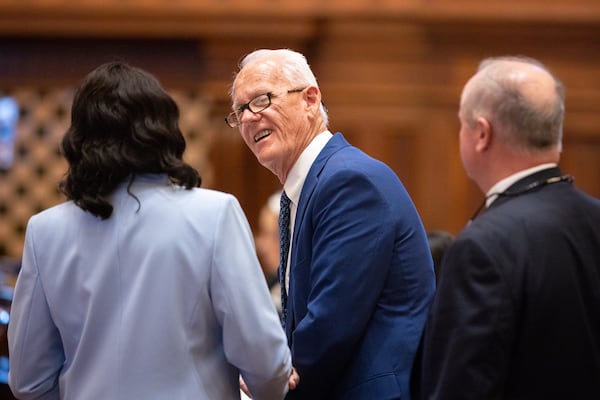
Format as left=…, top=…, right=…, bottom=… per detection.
left=235, top=48, right=329, bottom=126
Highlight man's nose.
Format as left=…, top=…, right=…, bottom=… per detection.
left=239, top=108, right=260, bottom=124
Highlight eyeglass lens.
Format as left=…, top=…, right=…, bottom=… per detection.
left=226, top=93, right=271, bottom=127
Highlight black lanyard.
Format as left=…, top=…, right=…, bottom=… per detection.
left=469, top=175, right=574, bottom=222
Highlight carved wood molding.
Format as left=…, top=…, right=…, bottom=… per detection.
left=0, top=1, right=599, bottom=37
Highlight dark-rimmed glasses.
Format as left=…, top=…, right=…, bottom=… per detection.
left=225, top=88, right=305, bottom=128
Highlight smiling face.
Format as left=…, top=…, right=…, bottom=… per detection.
left=231, top=56, right=322, bottom=183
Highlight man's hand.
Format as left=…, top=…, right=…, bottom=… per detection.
left=289, top=367, right=300, bottom=390
left=239, top=376, right=251, bottom=398
left=239, top=367, right=299, bottom=398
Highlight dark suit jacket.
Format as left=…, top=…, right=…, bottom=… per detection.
left=415, top=167, right=600, bottom=399
left=285, top=133, right=436, bottom=400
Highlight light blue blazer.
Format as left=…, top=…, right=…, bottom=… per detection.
left=8, top=175, right=291, bottom=400
left=285, top=134, right=435, bottom=400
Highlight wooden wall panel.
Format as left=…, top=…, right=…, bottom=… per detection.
left=561, top=137, right=600, bottom=197
left=1, top=0, right=599, bottom=258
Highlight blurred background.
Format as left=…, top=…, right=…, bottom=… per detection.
left=1, top=0, right=600, bottom=260
left=0, top=0, right=599, bottom=395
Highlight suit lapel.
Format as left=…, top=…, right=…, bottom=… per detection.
left=285, top=133, right=350, bottom=339
left=292, top=133, right=350, bottom=250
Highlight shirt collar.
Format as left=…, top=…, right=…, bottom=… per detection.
left=283, top=130, right=333, bottom=205
left=486, top=163, right=558, bottom=207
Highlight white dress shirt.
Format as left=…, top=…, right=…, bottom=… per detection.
left=486, top=163, right=558, bottom=207
left=282, top=131, right=333, bottom=292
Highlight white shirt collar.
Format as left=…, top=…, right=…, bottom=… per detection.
left=281, top=130, right=332, bottom=293
left=486, top=163, right=558, bottom=207
left=283, top=130, right=333, bottom=205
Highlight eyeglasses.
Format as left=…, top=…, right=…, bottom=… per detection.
left=225, top=88, right=306, bottom=128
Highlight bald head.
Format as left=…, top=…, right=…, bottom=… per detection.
left=461, top=56, right=565, bottom=153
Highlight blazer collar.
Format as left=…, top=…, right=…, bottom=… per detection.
left=488, top=166, right=564, bottom=210
left=293, top=133, right=350, bottom=240
left=285, top=132, right=350, bottom=340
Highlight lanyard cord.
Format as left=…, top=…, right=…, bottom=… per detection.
left=469, top=175, right=574, bottom=222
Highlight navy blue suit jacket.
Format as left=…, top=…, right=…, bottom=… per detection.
left=285, top=133, right=436, bottom=399
left=416, top=167, right=600, bottom=399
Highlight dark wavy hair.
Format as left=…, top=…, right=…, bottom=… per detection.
left=59, top=61, right=201, bottom=219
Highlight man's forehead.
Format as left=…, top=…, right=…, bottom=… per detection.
left=234, top=65, right=284, bottom=100
left=238, top=58, right=278, bottom=81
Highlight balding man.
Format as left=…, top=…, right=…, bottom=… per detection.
left=413, top=56, right=600, bottom=399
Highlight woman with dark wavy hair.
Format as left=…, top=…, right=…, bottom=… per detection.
left=59, top=61, right=199, bottom=219
left=8, top=61, right=291, bottom=400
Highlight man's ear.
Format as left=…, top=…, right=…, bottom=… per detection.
left=304, top=86, right=321, bottom=113
left=475, top=117, right=492, bottom=153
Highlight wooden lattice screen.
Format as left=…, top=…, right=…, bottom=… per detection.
left=0, top=86, right=216, bottom=259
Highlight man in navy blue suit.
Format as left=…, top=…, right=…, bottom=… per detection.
left=414, top=56, right=600, bottom=399
left=227, top=49, right=436, bottom=399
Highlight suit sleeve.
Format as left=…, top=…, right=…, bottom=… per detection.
left=8, top=218, right=63, bottom=400
left=289, top=169, right=397, bottom=397
left=209, top=195, right=292, bottom=400
left=419, top=233, right=515, bottom=399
